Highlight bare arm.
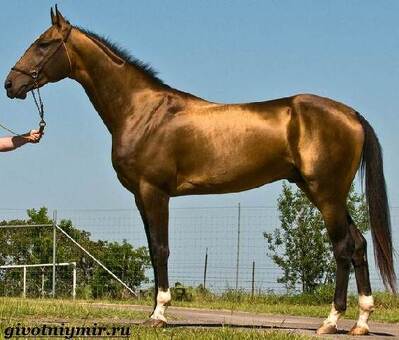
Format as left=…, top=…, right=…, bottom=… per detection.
left=0, top=130, right=42, bottom=152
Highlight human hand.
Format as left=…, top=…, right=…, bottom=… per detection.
left=24, top=129, right=43, bottom=143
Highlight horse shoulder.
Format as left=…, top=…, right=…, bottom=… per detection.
left=110, top=92, right=191, bottom=191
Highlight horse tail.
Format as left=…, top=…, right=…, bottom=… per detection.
left=357, top=112, right=396, bottom=293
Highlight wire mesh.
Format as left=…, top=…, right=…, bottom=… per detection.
left=0, top=206, right=397, bottom=298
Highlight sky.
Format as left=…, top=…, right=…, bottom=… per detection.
left=0, top=0, right=398, bottom=211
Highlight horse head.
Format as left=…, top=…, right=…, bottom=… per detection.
left=4, top=6, right=72, bottom=99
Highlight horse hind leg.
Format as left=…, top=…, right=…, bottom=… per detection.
left=316, top=204, right=354, bottom=335
left=296, top=182, right=354, bottom=335
left=348, top=220, right=374, bottom=335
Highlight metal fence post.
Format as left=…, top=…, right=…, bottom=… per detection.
left=72, top=262, right=76, bottom=300
left=22, top=266, right=27, bottom=298
left=235, top=202, right=241, bottom=290
left=251, top=261, right=255, bottom=297
left=41, top=268, right=45, bottom=298
left=52, top=210, right=57, bottom=298
left=203, top=247, right=208, bottom=289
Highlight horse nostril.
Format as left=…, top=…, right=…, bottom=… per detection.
left=5, top=80, right=12, bottom=90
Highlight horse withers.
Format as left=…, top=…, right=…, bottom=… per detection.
left=4, top=7, right=395, bottom=335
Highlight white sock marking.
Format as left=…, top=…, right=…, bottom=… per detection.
left=150, top=288, right=171, bottom=322
left=356, top=295, right=374, bottom=329
left=323, top=304, right=341, bottom=327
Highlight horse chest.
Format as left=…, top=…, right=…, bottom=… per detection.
left=111, top=138, right=171, bottom=190
left=111, top=143, right=142, bottom=185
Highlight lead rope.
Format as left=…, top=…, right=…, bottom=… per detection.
left=0, top=80, right=46, bottom=137
left=0, top=122, right=21, bottom=136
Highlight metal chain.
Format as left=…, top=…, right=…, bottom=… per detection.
left=0, top=86, right=46, bottom=136
left=31, top=80, right=46, bottom=133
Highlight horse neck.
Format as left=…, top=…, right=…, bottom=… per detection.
left=67, top=29, right=166, bottom=133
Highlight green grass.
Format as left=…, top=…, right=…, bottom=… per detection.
left=125, top=327, right=314, bottom=340
left=0, top=324, right=314, bottom=340
left=0, top=297, right=147, bottom=322
left=0, top=297, right=315, bottom=340
left=0, top=291, right=396, bottom=340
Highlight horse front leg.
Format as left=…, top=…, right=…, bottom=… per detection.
left=136, top=182, right=171, bottom=327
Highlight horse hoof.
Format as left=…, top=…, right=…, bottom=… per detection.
left=348, top=325, right=369, bottom=336
left=316, top=324, right=337, bottom=335
left=142, top=318, right=167, bottom=328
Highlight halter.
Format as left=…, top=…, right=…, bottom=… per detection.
left=7, top=26, right=73, bottom=135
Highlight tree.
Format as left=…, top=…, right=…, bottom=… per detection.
left=264, top=183, right=368, bottom=293
left=92, top=241, right=150, bottom=298
left=0, top=208, right=151, bottom=298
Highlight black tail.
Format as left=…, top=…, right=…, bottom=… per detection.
left=357, top=112, right=396, bottom=293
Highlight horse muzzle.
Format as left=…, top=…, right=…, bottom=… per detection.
left=4, top=72, right=30, bottom=99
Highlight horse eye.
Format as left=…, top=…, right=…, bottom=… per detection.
left=38, top=41, right=52, bottom=49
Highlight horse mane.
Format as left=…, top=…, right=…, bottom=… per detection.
left=76, top=26, right=166, bottom=86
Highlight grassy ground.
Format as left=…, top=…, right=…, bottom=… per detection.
left=0, top=297, right=315, bottom=340
left=107, top=327, right=314, bottom=340
left=0, top=297, right=137, bottom=339
left=0, top=297, right=147, bottom=322
left=0, top=291, right=397, bottom=339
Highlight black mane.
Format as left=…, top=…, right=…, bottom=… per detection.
left=77, top=26, right=165, bottom=85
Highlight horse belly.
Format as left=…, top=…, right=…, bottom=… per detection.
left=174, top=118, right=293, bottom=195
left=176, top=161, right=292, bottom=195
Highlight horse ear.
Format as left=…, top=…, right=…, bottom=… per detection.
left=50, top=7, right=57, bottom=25
left=55, top=4, right=69, bottom=27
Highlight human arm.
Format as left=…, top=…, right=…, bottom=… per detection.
left=0, top=129, right=43, bottom=152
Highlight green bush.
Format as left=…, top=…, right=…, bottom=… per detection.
left=76, top=284, right=93, bottom=300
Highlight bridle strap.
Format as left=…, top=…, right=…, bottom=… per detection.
left=9, top=26, right=73, bottom=135
left=11, top=26, right=73, bottom=80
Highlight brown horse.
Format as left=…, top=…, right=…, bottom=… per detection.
left=4, top=7, right=395, bottom=335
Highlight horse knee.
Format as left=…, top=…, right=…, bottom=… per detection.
left=332, top=234, right=355, bottom=264
left=353, top=235, right=367, bottom=265
left=159, top=245, right=169, bottom=259
left=154, top=245, right=169, bottom=265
